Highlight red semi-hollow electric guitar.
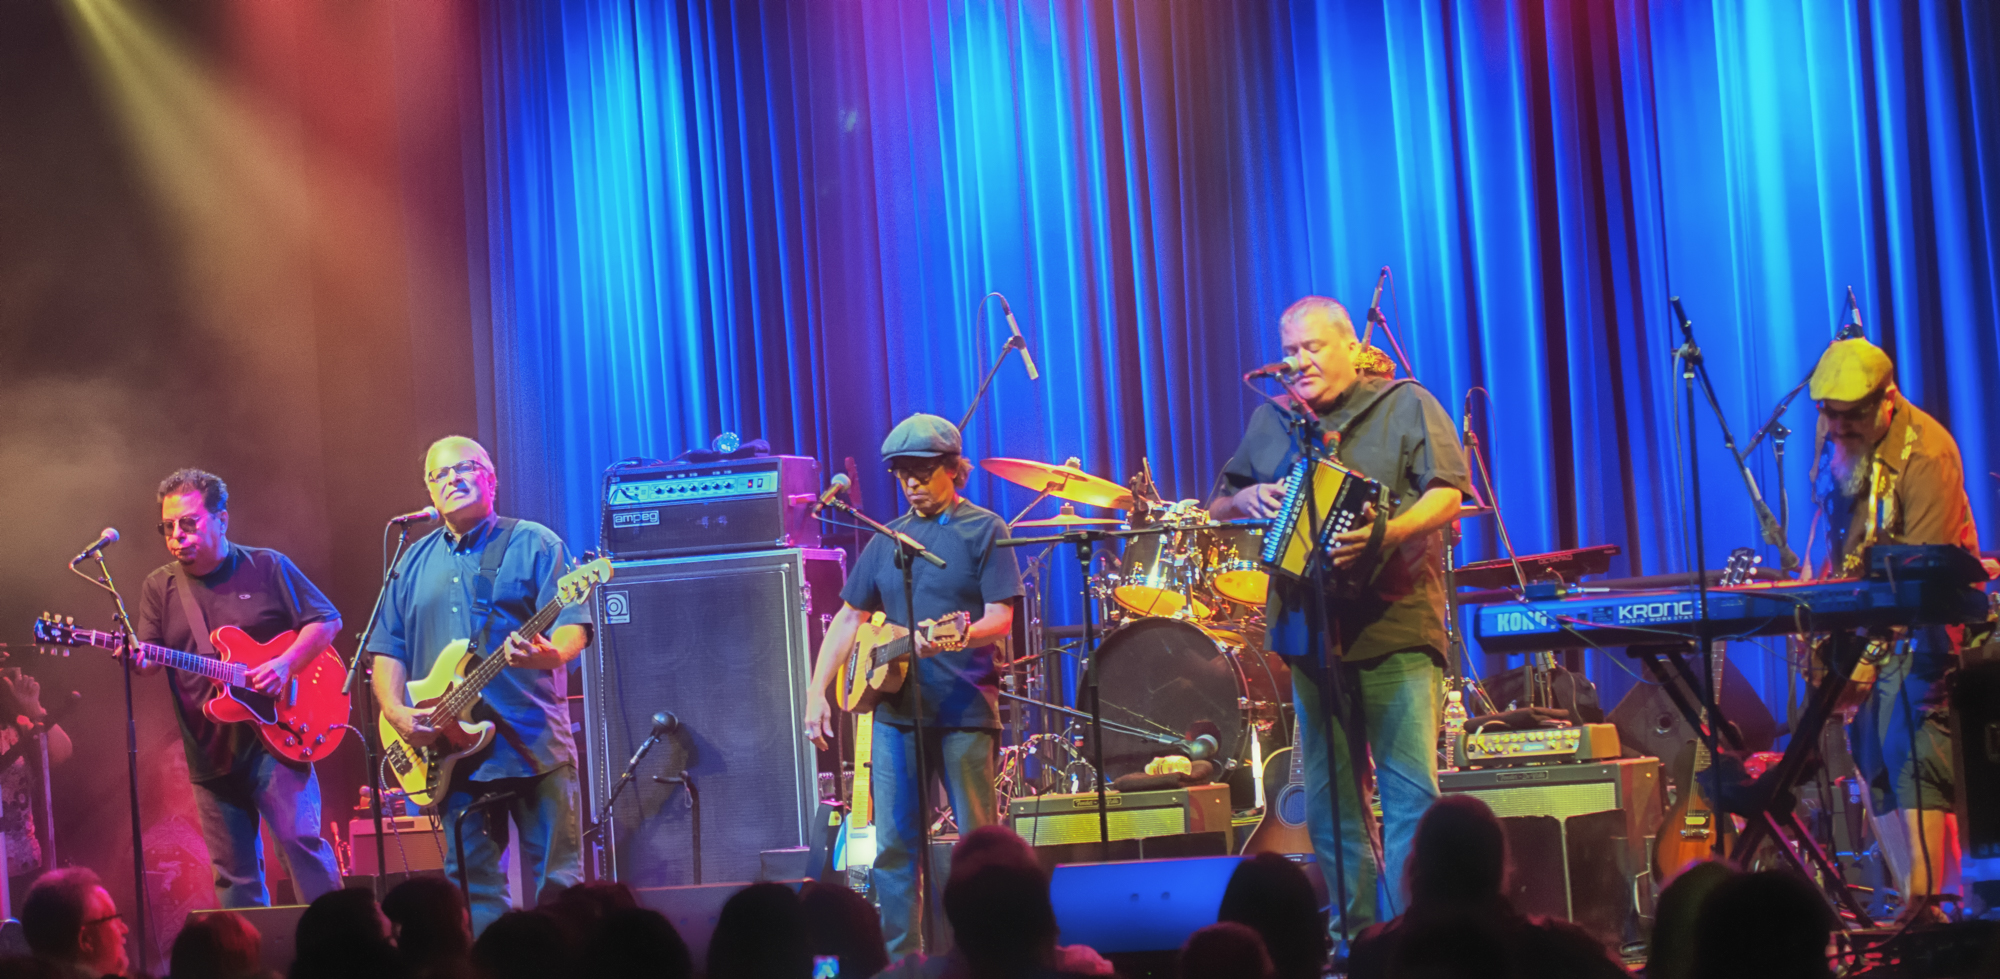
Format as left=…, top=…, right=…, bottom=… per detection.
left=33, top=614, right=349, bottom=764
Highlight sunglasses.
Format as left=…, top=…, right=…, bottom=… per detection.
left=157, top=515, right=205, bottom=537
left=888, top=458, right=951, bottom=482
left=1818, top=391, right=1887, bottom=425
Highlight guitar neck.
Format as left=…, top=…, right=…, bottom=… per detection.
left=429, top=598, right=567, bottom=725
left=81, top=630, right=245, bottom=686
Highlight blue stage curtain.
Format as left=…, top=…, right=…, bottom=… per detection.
left=472, top=0, right=1997, bottom=709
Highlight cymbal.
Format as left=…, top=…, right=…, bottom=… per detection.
left=1012, top=514, right=1123, bottom=528
left=1012, top=503, right=1124, bottom=529
left=982, top=457, right=1135, bottom=510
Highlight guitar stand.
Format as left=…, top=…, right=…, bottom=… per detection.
left=1629, top=636, right=1874, bottom=925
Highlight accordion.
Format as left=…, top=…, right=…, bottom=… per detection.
left=1259, top=455, right=1383, bottom=580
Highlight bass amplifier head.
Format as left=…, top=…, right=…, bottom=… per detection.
left=583, top=549, right=847, bottom=887
left=601, top=456, right=821, bottom=559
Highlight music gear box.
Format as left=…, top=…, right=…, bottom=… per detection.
left=1441, top=756, right=1661, bottom=943
left=1009, top=784, right=1233, bottom=851
left=584, top=548, right=846, bottom=887
left=600, top=456, right=822, bottom=558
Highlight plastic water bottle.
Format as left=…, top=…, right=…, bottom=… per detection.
left=1442, top=687, right=1469, bottom=772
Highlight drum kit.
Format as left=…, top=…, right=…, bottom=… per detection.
left=982, top=456, right=1291, bottom=802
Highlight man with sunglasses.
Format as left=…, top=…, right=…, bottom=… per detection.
left=367, top=436, right=591, bottom=934
left=802, top=413, right=1023, bottom=957
left=135, top=468, right=344, bottom=908
left=1811, top=338, right=1979, bottom=920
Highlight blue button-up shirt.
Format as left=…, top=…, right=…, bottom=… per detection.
left=366, top=514, right=591, bottom=780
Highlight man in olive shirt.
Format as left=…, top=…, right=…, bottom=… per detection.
left=1210, top=297, right=1470, bottom=937
left=1813, top=338, right=1980, bottom=915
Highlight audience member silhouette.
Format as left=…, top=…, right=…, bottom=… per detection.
left=800, top=881, right=889, bottom=979
left=470, top=910, right=573, bottom=979
left=1216, top=853, right=1326, bottom=979
left=1180, top=921, right=1273, bottom=979
left=707, top=882, right=812, bottom=979
left=21, top=868, right=130, bottom=979
left=1691, top=870, right=1835, bottom=979
left=1345, top=795, right=1626, bottom=979
left=170, top=910, right=270, bottom=979
left=1645, top=862, right=1737, bottom=979
left=544, top=880, right=640, bottom=951
left=289, top=886, right=406, bottom=979
left=577, top=906, right=690, bottom=979
left=382, top=876, right=474, bottom=979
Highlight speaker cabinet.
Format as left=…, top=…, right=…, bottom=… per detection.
left=1952, top=660, right=2000, bottom=859
left=584, top=549, right=846, bottom=887
left=1440, top=757, right=1661, bottom=943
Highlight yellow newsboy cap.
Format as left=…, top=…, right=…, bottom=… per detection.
left=1809, top=338, right=1892, bottom=402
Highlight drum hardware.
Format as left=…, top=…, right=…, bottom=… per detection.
left=983, top=457, right=1136, bottom=511
left=1012, top=503, right=1122, bottom=529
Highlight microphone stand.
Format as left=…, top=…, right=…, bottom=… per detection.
left=453, top=790, right=518, bottom=909
left=347, top=522, right=418, bottom=889
left=957, top=334, right=1032, bottom=436
left=1670, top=299, right=1732, bottom=816
left=585, top=719, right=673, bottom=880
left=822, top=495, right=943, bottom=952
left=68, top=552, right=149, bottom=972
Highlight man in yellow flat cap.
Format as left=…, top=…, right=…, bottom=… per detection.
left=1812, top=337, right=1979, bottom=920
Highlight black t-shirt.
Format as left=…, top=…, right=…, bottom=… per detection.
left=137, top=543, right=341, bottom=780
left=838, top=499, right=1025, bottom=728
left=1219, top=377, right=1472, bottom=664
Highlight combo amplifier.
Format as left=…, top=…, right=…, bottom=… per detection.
left=1457, top=723, right=1622, bottom=769
left=1009, top=784, right=1233, bottom=849
left=601, top=456, right=822, bottom=559
left=1441, top=757, right=1660, bottom=943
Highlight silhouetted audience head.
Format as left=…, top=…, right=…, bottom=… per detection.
left=1692, top=870, right=1835, bottom=979
left=577, top=907, right=690, bottom=979
left=546, top=880, right=640, bottom=950
left=1405, top=795, right=1507, bottom=912
left=22, top=867, right=128, bottom=978
left=707, top=883, right=810, bottom=979
left=171, top=910, right=266, bottom=979
left=799, top=882, right=887, bottom=979
left=382, top=876, right=472, bottom=979
left=946, top=863, right=1059, bottom=977
left=290, top=887, right=405, bottom=979
left=1646, top=861, right=1737, bottom=979
left=1181, top=921, right=1273, bottom=979
left=471, top=910, right=573, bottom=979
left=1217, top=854, right=1326, bottom=979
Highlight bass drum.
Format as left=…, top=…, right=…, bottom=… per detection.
left=1082, top=617, right=1289, bottom=782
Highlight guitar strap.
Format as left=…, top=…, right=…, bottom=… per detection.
left=172, top=562, right=221, bottom=661
left=469, top=517, right=520, bottom=659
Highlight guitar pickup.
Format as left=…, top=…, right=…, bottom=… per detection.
left=285, top=678, right=299, bottom=707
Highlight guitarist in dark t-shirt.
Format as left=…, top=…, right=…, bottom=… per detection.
left=135, top=468, right=344, bottom=909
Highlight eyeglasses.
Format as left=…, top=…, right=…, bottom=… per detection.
left=888, top=458, right=949, bottom=482
left=82, top=912, right=122, bottom=928
left=1818, top=391, right=1887, bottom=424
left=425, top=461, right=490, bottom=486
left=157, top=516, right=204, bottom=537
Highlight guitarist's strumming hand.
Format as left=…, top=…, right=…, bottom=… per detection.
left=243, top=658, right=293, bottom=696
left=384, top=703, right=440, bottom=747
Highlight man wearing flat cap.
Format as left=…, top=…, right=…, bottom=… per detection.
left=1812, top=337, right=1979, bottom=918
left=803, top=413, right=1024, bottom=956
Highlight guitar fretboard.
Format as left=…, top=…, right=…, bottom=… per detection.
left=72, top=630, right=247, bottom=687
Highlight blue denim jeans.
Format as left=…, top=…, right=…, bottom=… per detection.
left=871, top=722, right=997, bottom=959
left=190, top=752, right=343, bottom=908
left=1290, top=649, right=1441, bottom=936
left=1849, top=626, right=1956, bottom=815
left=442, top=765, right=584, bottom=935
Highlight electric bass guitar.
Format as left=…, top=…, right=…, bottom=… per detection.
left=32, top=613, right=349, bottom=764
left=1241, top=716, right=1311, bottom=856
left=832, top=611, right=971, bottom=714
left=379, top=558, right=613, bottom=808
left=1652, top=547, right=1758, bottom=879
left=844, top=709, right=876, bottom=895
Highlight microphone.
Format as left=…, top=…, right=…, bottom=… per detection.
left=1243, top=353, right=1308, bottom=381
left=1175, top=733, right=1220, bottom=761
left=1837, top=286, right=1865, bottom=340
left=998, top=296, right=1041, bottom=381
left=70, top=528, right=119, bottom=566
left=812, top=474, right=852, bottom=514
left=387, top=506, right=440, bottom=526
left=651, top=711, right=681, bottom=736
left=1360, top=265, right=1392, bottom=345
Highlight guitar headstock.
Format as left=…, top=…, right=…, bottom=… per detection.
left=1720, top=547, right=1761, bottom=588
left=920, top=611, right=973, bottom=653
left=557, top=558, right=615, bottom=606
left=31, top=613, right=79, bottom=655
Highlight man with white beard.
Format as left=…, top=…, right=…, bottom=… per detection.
left=1811, top=337, right=1979, bottom=921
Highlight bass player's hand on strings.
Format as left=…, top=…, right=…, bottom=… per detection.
left=384, top=703, right=440, bottom=747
